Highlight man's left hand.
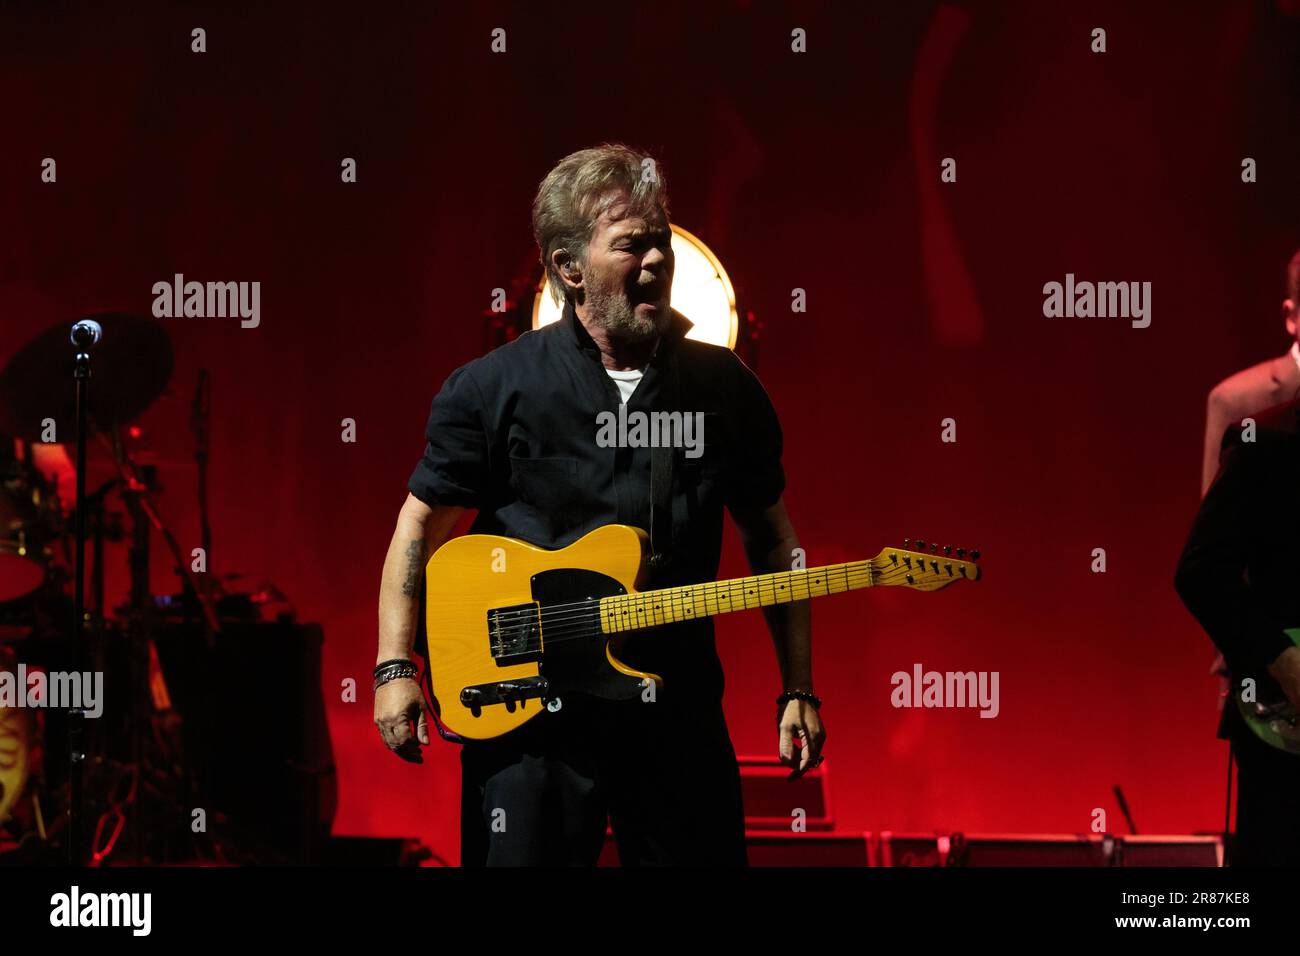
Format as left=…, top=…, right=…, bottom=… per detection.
left=778, top=699, right=826, bottom=780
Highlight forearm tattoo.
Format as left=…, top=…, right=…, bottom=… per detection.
left=400, top=540, right=425, bottom=597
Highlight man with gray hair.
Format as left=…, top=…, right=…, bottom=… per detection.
left=373, top=143, right=825, bottom=865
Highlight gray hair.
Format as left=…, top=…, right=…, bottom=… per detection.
left=531, top=143, right=671, bottom=307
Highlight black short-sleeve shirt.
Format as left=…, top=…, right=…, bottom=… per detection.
left=409, top=297, right=785, bottom=703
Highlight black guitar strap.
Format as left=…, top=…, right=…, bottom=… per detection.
left=649, top=445, right=673, bottom=572
left=647, top=346, right=680, bottom=575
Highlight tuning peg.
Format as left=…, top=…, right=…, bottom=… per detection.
left=916, top=539, right=926, bottom=551
left=971, top=549, right=981, bottom=561
left=931, top=543, right=939, bottom=554
left=956, top=548, right=967, bottom=558
left=943, top=545, right=952, bottom=555
left=903, top=538, right=910, bottom=548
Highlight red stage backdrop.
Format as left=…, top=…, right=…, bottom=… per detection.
left=4, top=1, right=1300, bottom=861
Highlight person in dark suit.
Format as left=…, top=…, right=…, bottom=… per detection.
left=1199, top=249, right=1300, bottom=496
left=1176, top=398, right=1300, bottom=866
left=1192, top=248, right=1300, bottom=784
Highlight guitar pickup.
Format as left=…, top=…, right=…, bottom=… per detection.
left=460, top=676, right=552, bottom=715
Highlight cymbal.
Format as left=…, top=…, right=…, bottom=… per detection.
left=0, top=312, right=173, bottom=439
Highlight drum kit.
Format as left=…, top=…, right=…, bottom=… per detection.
left=0, top=312, right=231, bottom=864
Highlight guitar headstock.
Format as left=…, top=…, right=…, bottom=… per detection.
left=870, top=539, right=982, bottom=591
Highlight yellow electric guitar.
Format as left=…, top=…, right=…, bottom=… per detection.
left=424, top=524, right=982, bottom=740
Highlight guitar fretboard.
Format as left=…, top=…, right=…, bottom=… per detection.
left=598, top=561, right=875, bottom=634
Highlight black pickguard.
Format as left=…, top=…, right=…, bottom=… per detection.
left=530, top=568, right=646, bottom=701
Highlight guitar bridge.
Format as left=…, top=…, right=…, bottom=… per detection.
left=487, top=602, right=542, bottom=664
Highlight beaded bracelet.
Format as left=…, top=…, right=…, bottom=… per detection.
left=776, top=689, right=822, bottom=716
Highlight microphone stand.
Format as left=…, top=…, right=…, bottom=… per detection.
left=69, top=320, right=100, bottom=866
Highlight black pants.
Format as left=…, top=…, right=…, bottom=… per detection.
left=458, top=694, right=748, bottom=866
left=1229, top=716, right=1300, bottom=866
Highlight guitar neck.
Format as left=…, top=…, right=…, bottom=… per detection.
left=598, top=561, right=876, bottom=634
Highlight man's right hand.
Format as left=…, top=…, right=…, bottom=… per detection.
left=375, top=677, right=431, bottom=762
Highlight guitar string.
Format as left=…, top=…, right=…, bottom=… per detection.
left=482, top=559, right=969, bottom=631
left=515, top=584, right=876, bottom=649
left=541, top=565, right=925, bottom=641
left=480, top=557, right=963, bottom=626
left=487, top=563, right=885, bottom=631
left=485, top=563, right=964, bottom=650
left=485, top=562, right=962, bottom=635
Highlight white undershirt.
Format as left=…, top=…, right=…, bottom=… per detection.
left=602, top=337, right=660, bottom=403
left=605, top=367, right=645, bottom=404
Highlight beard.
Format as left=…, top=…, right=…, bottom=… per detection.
left=585, top=273, right=669, bottom=343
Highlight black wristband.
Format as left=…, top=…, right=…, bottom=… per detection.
left=373, top=658, right=414, bottom=678
left=373, top=659, right=419, bottom=691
